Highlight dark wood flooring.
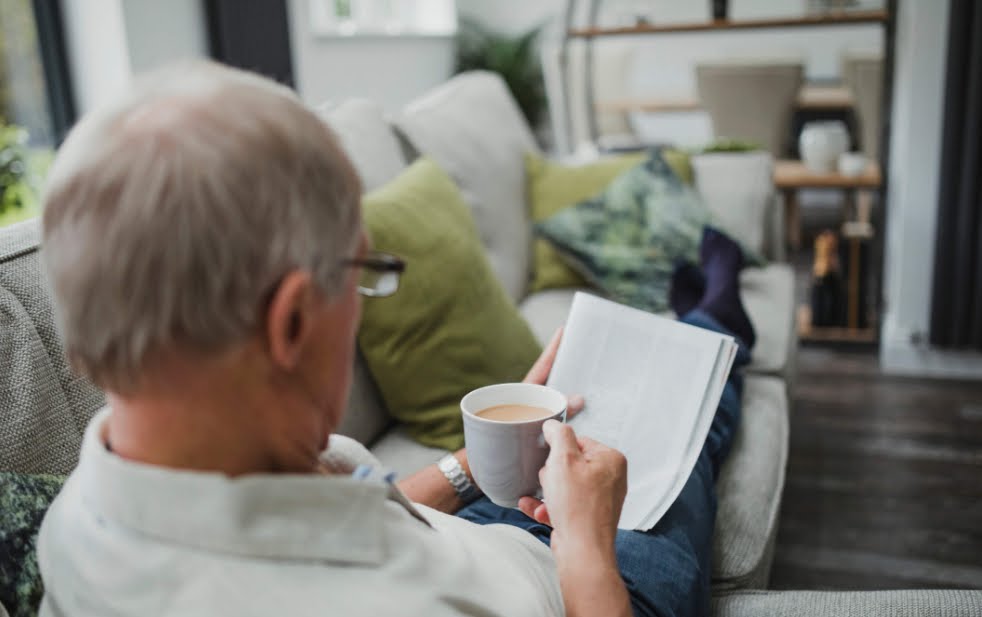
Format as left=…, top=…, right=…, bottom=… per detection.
left=769, top=347, right=982, bottom=590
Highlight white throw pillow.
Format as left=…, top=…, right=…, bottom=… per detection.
left=317, top=99, right=407, bottom=192
left=691, top=151, right=773, bottom=255
left=393, top=72, right=541, bottom=301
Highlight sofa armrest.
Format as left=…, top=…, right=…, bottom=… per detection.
left=713, top=589, right=982, bottom=617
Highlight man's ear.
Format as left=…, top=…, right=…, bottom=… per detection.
left=265, top=270, right=315, bottom=370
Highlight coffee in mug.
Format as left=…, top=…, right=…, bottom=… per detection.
left=461, top=383, right=567, bottom=507
left=476, top=404, right=553, bottom=422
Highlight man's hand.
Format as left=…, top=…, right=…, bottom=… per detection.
left=517, top=421, right=627, bottom=551
left=524, top=327, right=584, bottom=416
left=519, top=420, right=632, bottom=617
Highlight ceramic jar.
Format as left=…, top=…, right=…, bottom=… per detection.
left=799, top=121, right=850, bottom=174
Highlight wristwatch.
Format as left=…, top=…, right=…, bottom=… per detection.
left=437, top=453, right=482, bottom=504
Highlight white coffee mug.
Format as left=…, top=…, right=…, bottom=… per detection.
left=461, top=383, right=567, bottom=508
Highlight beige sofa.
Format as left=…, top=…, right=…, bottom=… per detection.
left=1, top=71, right=979, bottom=616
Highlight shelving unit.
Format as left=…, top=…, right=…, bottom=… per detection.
left=568, top=10, right=888, bottom=38
left=595, top=85, right=855, bottom=114
left=559, top=1, right=897, bottom=346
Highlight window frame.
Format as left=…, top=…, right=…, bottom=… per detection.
left=30, top=0, right=76, bottom=144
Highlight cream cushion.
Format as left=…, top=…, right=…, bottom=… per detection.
left=394, top=72, right=540, bottom=300
left=740, top=264, right=796, bottom=377
left=692, top=151, right=774, bottom=256
left=316, top=99, right=407, bottom=192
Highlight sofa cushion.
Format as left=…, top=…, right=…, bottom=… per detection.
left=0, top=472, right=65, bottom=616
left=370, top=427, right=449, bottom=480
left=713, top=375, right=788, bottom=588
left=394, top=71, right=540, bottom=300
left=713, top=590, right=982, bottom=617
left=692, top=151, right=773, bottom=256
left=335, top=349, right=392, bottom=446
left=0, top=221, right=105, bottom=475
left=359, top=158, right=542, bottom=451
left=519, top=287, right=592, bottom=346
left=316, top=98, right=407, bottom=192
left=317, top=98, right=407, bottom=445
left=741, top=264, right=795, bottom=377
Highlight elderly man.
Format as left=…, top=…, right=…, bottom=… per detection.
left=38, top=62, right=753, bottom=617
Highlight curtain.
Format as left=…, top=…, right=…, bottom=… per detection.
left=204, top=0, right=294, bottom=88
left=929, top=0, right=982, bottom=349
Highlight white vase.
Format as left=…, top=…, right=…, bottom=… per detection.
left=799, top=121, right=850, bottom=174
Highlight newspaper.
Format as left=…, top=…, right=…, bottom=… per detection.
left=546, top=292, right=737, bottom=531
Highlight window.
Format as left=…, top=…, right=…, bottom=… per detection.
left=0, top=0, right=73, bottom=228
left=309, top=0, right=456, bottom=37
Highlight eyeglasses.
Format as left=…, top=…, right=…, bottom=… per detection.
left=343, top=251, right=406, bottom=297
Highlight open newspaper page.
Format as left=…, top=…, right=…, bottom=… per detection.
left=546, top=292, right=736, bottom=530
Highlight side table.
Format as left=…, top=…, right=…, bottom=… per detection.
left=774, top=159, right=883, bottom=344
left=773, top=159, right=881, bottom=251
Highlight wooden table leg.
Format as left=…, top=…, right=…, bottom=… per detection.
left=843, top=188, right=856, bottom=223
left=784, top=188, right=801, bottom=252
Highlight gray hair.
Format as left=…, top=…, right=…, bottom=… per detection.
left=42, top=60, right=362, bottom=391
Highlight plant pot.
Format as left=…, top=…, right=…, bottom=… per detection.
left=799, top=121, right=849, bottom=174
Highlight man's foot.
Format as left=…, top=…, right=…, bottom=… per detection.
left=669, top=261, right=706, bottom=317
left=696, top=227, right=756, bottom=348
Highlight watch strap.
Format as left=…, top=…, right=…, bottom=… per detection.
left=437, top=454, right=481, bottom=504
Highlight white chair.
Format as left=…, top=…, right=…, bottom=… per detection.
left=696, top=60, right=804, bottom=157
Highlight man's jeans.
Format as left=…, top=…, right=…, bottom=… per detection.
left=456, top=310, right=749, bottom=617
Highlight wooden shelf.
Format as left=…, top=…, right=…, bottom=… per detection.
left=568, top=10, right=888, bottom=38
left=596, top=85, right=856, bottom=114
left=774, top=159, right=882, bottom=190
left=796, top=85, right=855, bottom=110
left=595, top=97, right=700, bottom=113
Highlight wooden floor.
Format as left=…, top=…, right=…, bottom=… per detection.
left=769, top=347, right=982, bottom=590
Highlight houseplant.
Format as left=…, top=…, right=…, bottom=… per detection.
left=0, top=123, right=38, bottom=220
left=454, top=18, right=547, bottom=134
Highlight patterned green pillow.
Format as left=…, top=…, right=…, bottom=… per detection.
left=534, top=146, right=762, bottom=313
left=0, top=472, right=65, bottom=617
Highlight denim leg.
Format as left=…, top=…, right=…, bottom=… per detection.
left=617, top=450, right=717, bottom=617
left=455, top=496, right=554, bottom=545
left=614, top=309, right=747, bottom=617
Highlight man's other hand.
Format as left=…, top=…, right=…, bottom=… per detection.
left=523, top=327, right=584, bottom=417
left=518, top=420, right=627, bottom=550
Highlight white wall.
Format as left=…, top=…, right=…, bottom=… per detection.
left=879, top=0, right=982, bottom=378
left=121, top=0, right=208, bottom=74
left=61, top=0, right=131, bottom=115
left=287, top=0, right=454, bottom=110
left=61, top=0, right=208, bottom=116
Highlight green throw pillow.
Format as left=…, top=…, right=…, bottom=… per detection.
left=0, top=472, right=65, bottom=617
left=526, top=150, right=693, bottom=293
left=535, top=146, right=762, bottom=314
left=526, top=152, right=646, bottom=292
left=359, top=158, right=542, bottom=450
